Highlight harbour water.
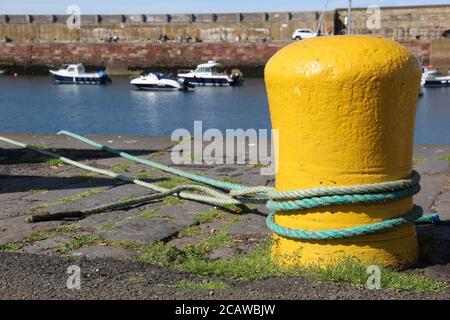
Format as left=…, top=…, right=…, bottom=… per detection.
left=0, top=75, right=449, bottom=144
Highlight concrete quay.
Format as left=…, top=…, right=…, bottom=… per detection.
left=0, top=132, right=449, bottom=299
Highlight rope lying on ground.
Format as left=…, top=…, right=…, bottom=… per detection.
left=0, top=132, right=440, bottom=239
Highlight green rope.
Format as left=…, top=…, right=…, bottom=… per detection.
left=0, top=132, right=440, bottom=240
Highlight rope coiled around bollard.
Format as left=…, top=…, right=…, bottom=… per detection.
left=0, top=132, right=440, bottom=239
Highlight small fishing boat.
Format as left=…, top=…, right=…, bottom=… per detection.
left=177, top=61, right=243, bottom=87
left=130, top=72, right=193, bottom=91
left=49, top=64, right=111, bottom=84
left=0, top=69, right=7, bottom=75
left=421, top=68, right=450, bottom=87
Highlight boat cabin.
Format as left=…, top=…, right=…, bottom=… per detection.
left=64, top=64, right=86, bottom=75
left=193, top=61, right=225, bottom=75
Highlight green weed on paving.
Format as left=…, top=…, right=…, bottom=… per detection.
left=436, top=154, right=450, bottom=162
left=27, top=231, right=55, bottom=241
left=194, top=209, right=221, bottom=224
left=57, top=224, right=79, bottom=234
left=0, top=242, right=23, bottom=251
left=137, top=238, right=447, bottom=293
left=163, top=197, right=186, bottom=206
left=57, top=235, right=100, bottom=253
left=46, top=158, right=65, bottom=167
left=178, top=225, right=201, bottom=238
left=157, top=177, right=189, bottom=189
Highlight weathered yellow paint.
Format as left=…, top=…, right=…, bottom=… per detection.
left=264, top=35, right=422, bottom=268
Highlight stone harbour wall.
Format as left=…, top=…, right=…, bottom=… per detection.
left=335, top=4, right=450, bottom=40
left=0, top=12, right=334, bottom=43
left=0, top=40, right=435, bottom=75
left=0, top=42, right=287, bottom=75
left=0, top=5, right=449, bottom=73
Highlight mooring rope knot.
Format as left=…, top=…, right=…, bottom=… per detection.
left=0, top=132, right=440, bottom=239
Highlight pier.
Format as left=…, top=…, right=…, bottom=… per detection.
left=0, top=133, right=449, bottom=298
left=1, top=1, right=450, bottom=303
left=0, top=4, right=449, bottom=74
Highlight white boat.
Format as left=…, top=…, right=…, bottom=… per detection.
left=49, top=63, right=111, bottom=84
left=421, top=68, right=450, bottom=87
left=130, top=72, right=192, bottom=91
left=177, top=61, right=243, bottom=87
left=0, top=69, right=6, bottom=75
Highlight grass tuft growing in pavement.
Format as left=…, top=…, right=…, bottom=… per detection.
left=137, top=237, right=447, bottom=293
left=194, top=209, right=222, bottom=224
left=108, top=240, right=143, bottom=250
left=57, top=235, right=101, bottom=254
left=177, top=279, right=229, bottom=290
left=27, top=231, right=55, bottom=242
left=250, top=162, right=269, bottom=169
left=134, top=169, right=158, bottom=180
left=156, top=177, right=189, bottom=189
left=96, top=222, right=118, bottom=232
left=29, top=189, right=48, bottom=194
left=57, top=224, right=79, bottom=234
left=139, top=209, right=157, bottom=218
left=436, top=154, right=450, bottom=162
left=220, top=176, right=244, bottom=185
left=0, top=242, right=23, bottom=251
left=111, top=162, right=132, bottom=172
left=178, top=225, right=201, bottom=238
left=163, top=197, right=186, bottom=206
left=311, top=257, right=447, bottom=293
left=46, top=158, right=65, bottom=167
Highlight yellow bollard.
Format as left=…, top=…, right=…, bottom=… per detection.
left=264, top=35, right=422, bottom=268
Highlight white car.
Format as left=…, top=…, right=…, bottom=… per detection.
left=292, top=29, right=318, bottom=40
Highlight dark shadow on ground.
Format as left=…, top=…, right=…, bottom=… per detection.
left=0, top=175, right=169, bottom=193
left=414, top=224, right=450, bottom=269
left=0, top=147, right=166, bottom=164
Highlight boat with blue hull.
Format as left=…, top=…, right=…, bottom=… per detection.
left=177, top=61, right=243, bottom=87
left=50, top=64, right=111, bottom=85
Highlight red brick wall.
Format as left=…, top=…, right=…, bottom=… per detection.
left=0, top=42, right=286, bottom=74
left=0, top=40, right=432, bottom=74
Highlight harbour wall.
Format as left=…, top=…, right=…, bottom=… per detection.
left=335, top=4, right=450, bottom=40
left=0, top=40, right=433, bottom=76
left=0, top=5, right=449, bottom=43
left=0, top=42, right=285, bottom=76
left=0, top=12, right=334, bottom=43
left=0, top=4, right=449, bottom=74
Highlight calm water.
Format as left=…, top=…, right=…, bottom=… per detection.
left=0, top=76, right=449, bottom=144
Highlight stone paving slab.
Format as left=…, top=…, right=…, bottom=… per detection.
left=414, top=175, right=447, bottom=212
left=0, top=216, right=61, bottom=245
left=98, top=216, right=195, bottom=244
left=228, top=212, right=270, bottom=238
left=70, top=246, right=136, bottom=260
left=435, top=191, right=450, bottom=221
left=78, top=210, right=135, bottom=229
left=23, top=236, right=71, bottom=255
